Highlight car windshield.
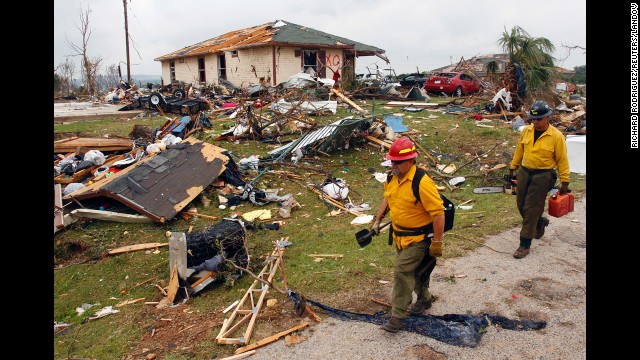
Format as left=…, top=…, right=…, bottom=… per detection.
left=438, top=73, right=456, bottom=78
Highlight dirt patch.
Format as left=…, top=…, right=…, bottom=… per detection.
left=516, top=277, right=585, bottom=304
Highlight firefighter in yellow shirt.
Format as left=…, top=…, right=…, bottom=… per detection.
left=509, top=100, right=571, bottom=259
left=370, top=137, right=445, bottom=333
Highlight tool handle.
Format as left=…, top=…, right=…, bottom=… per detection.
left=372, top=221, right=391, bottom=236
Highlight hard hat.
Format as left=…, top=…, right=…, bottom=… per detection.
left=528, top=100, right=553, bottom=119
left=386, top=137, right=418, bottom=161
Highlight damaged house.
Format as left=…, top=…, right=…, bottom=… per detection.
left=154, top=19, right=388, bottom=89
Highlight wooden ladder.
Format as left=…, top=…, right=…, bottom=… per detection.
left=215, top=245, right=285, bottom=345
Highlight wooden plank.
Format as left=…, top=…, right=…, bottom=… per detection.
left=234, top=322, right=309, bottom=355
left=54, top=184, right=64, bottom=228
left=108, top=242, right=169, bottom=255
left=53, top=137, right=134, bottom=153
left=330, top=88, right=367, bottom=114
left=560, top=110, right=586, bottom=122
left=217, top=247, right=284, bottom=345
left=73, top=209, right=153, bottom=223
left=190, top=271, right=216, bottom=288
left=115, top=298, right=146, bottom=307
left=365, top=135, right=392, bottom=149
left=480, top=112, right=525, bottom=119
left=384, top=101, right=439, bottom=108
left=166, top=265, right=179, bottom=303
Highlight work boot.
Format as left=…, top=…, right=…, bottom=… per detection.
left=513, top=246, right=530, bottom=259
left=534, top=217, right=550, bottom=239
left=409, top=296, right=433, bottom=315
left=381, top=316, right=404, bottom=333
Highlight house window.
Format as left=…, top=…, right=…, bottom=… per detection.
left=303, top=50, right=318, bottom=75
left=198, top=57, right=206, bottom=83
left=231, top=50, right=238, bottom=58
left=218, top=54, right=226, bottom=80
left=169, top=61, right=176, bottom=82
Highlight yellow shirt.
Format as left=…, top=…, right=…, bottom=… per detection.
left=510, top=124, right=571, bottom=183
left=383, top=165, right=444, bottom=249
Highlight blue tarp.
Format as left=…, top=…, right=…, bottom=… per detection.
left=384, top=115, right=408, bottom=133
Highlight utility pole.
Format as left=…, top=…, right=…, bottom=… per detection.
left=123, top=0, right=131, bottom=84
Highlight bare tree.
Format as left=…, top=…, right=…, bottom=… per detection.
left=556, top=43, right=586, bottom=65
left=55, top=58, right=77, bottom=96
left=96, top=64, right=121, bottom=94
left=65, top=5, right=103, bottom=96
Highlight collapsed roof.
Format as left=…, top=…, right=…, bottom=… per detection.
left=154, top=20, right=388, bottom=63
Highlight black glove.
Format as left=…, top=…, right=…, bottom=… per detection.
left=509, top=169, right=516, bottom=179
left=370, top=220, right=381, bottom=236
left=559, top=182, right=570, bottom=195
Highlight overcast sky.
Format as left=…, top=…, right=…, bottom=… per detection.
left=54, top=0, right=586, bottom=79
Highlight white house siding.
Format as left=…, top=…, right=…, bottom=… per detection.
left=160, top=47, right=344, bottom=88
left=275, top=47, right=301, bottom=85
left=225, top=47, right=274, bottom=88
left=174, top=57, right=200, bottom=84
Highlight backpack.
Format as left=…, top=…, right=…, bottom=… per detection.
left=386, top=167, right=455, bottom=233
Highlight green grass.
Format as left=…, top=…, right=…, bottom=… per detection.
left=53, top=98, right=586, bottom=359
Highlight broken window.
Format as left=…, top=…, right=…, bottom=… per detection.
left=303, top=50, right=317, bottom=74
left=231, top=50, right=238, bottom=58
left=218, top=54, right=226, bottom=80
left=198, top=57, right=206, bottom=83
left=170, top=61, right=176, bottom=82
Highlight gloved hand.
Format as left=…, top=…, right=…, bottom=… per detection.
left=509, top=169, right=516, bottom=179
left=370, top=219, right=381, bottom=236
left=429, top=241, right=442, bottom=257
left=559, top=182, right=570, bottom=195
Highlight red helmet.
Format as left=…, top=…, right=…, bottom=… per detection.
left=386, top=137, right=418, bottom=161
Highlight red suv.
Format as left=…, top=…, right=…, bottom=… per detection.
left=424, top=71, right=483, bottom=96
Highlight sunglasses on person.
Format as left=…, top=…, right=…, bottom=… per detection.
left=391, top=159, right=408, bottom=165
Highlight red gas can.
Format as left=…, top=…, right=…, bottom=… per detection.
left=548, top=193, right=574, bottom=218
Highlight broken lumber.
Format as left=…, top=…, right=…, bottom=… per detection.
left=330, top=88, right=367, bottom=114
left=108, top=243, right=169, bottom=255
left=179, top=212, right=220, bottom=221
left=73, top=209, right=153, bottom=223
left=480, top=111, right=525, bottom=119
left=115, top=298, right=145, bottom=307
left=234, top=322, right=309, bottom=355
left=166, top=265, right=180, bottom=303
left=365, top=135, right=392, bottom=149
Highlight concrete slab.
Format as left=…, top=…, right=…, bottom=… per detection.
left=54, top=102, right=143, bottom=123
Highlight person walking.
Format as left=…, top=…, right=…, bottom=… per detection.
left=509, top=100, right=571, bottom=259
left=370, top=137, right=445, bottom=333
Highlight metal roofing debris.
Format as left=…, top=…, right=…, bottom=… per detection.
left=268, top=116, right=367, bottom=158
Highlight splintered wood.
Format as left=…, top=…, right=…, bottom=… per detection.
left=215, top=245, right=285, bottom=345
